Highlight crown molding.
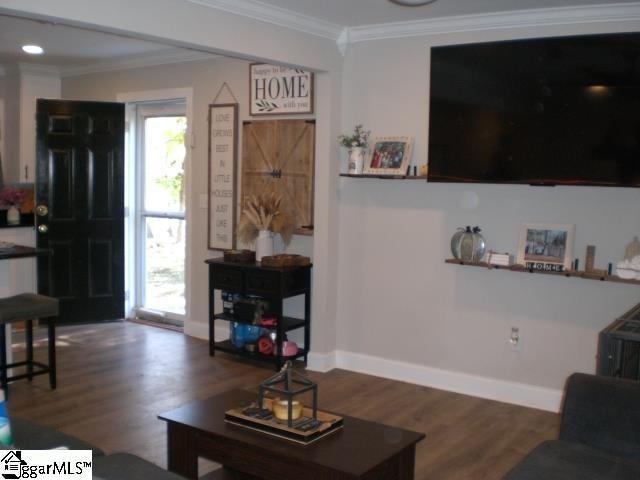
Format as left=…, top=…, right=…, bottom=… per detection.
left=348, top=3, right=640, bottom=43
left=60, top=48, right=218, bottom=78
left=185, top=0, right=344, bottom=41
left=17, top=63, right=61, bottom=77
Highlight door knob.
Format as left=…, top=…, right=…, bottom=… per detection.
left=36, top=205, right=49, bottom=217
left=38, top=224, right=49, bottom=234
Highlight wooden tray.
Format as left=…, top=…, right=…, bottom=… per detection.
left=225, top=398, right=343, bottom=445
left=260, top=254, right=311, bottom=268
left=223, top=249, right=256, bottom=263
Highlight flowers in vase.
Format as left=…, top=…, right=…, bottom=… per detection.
left=338, top=124, right=370, bottom=149
left=237, top=192, right=295, bottom=246
left=0, top=187, right=27, bottom=207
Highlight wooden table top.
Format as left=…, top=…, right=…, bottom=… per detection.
left=159, top=389, right=425, bottom=477
left=0, top=245, right=49, bottom=260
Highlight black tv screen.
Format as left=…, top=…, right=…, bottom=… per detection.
left=428, top=32, right=640, bottom=187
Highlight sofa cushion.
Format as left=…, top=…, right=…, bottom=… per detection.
left=93, top=453, right=186, bottom=480
left=505, top=440, right=640, bottom=480
left=11, top=418, right=104, bottom=456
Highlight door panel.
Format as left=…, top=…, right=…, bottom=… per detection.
left=36, top=99, right=125, bottom=323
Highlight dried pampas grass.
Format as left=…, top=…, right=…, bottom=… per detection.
left=237, top=192, right=295, bottom=246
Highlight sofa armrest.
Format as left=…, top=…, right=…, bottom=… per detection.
left=560, top=373, right=640, bottom=460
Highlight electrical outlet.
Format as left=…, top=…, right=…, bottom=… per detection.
left=509, top=327, right=522, bottom=351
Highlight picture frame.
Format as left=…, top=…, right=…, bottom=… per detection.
left=249, top=63, right=314, bottom=116
left=208, top=103, right=238, bottom=250
left=517, top=223, right=575, bottom=272
left=363, top=136, right=414, bottom=175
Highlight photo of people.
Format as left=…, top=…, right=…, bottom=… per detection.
left=364, top=137, right=414, bottom=175
left=370, top=142, right=406, bottom=169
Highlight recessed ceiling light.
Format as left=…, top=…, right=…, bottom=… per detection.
left=389, top=0, right=438, bottom=5
left=22, top=45, right=44, bottom=55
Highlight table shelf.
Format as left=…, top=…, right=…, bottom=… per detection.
left=213, top=313, right=306, bottom=332
left=213, top=340, right=307, bottom=363
left=206, top=258, right=312, bottom=370
left=445, top=258, right=640, bottom=286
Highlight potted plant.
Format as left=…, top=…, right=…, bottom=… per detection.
left=338, top=124, right=370, bottom=175
left=237, top=192, right=295, bottom=261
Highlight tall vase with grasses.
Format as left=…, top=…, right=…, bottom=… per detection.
left=237, top=192, right=295, bottom=261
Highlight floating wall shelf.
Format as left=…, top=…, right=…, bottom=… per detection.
left=445, top=258, right=640, bottom=286
left=340, top=174, right=428, bottom=180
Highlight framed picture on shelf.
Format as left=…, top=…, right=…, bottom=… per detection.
left=363, top=136, right=414, bottom=175
left=517, top=223, right=575, bottom=272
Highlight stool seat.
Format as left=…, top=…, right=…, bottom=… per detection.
left=0, top=293, right=58, bottom=394
left=0, top=294, right=59, bottom=324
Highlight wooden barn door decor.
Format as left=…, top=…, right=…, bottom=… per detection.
left=241, top=120, right=315, bottom=235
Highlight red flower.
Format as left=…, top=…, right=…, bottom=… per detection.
left=0, top=187, right=27, bottom=207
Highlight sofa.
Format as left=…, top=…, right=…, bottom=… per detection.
left=505, top=373, right=640, bottom=479
left=10, top=417, right=188, bottom=480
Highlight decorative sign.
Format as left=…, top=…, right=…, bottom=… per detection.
left=250, top=63, right=314, bottom=116
left=208, top=103, right=238, bottom=250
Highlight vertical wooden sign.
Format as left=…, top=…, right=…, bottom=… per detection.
left=208, top=103, right=238, bottom=250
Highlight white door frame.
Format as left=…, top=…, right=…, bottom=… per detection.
left=117, top=88, right=194, bottom=325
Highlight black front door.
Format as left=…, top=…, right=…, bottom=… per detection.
left=36, top=100, right=125, bottom=323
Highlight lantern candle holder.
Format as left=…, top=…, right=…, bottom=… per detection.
left=257, top=360, right=317, bottom=428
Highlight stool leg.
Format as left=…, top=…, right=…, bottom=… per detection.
left=0, top=325, right=7, bottom=394
left=26, top=320, right=33, bottom=381
left=47, top=319, right=56, bottom=390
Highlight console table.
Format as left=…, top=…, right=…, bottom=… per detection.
left=159, top=389, right=425, bottom=480
left=205, top=258, right=311, bottom=369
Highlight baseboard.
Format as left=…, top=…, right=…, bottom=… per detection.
left=307, top=350, right=562, bottom=412
left=307, top=351, right=337, bottom=372
left=184, top=321, right=230, bottom=341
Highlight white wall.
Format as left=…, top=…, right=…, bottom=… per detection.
left=7, top=0, right=640, bottom=411
left=336, top=21, right=640, bottom=409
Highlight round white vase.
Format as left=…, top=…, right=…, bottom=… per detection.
left=6, top=206, right=20, bottom=225
left=256, top=230, right=274, bottom=261
left=347, top=147, right=367, bottom=174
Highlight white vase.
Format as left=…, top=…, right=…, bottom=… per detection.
left=6, top=206, right=20, bottom=225
left=347, top=147, right=367, bottom=174
left=256, top=230, right=274, bottom=261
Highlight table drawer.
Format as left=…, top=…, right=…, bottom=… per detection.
left=211, top=265, right=243, bottom=291
left=245, top=270, right=281, bottom=296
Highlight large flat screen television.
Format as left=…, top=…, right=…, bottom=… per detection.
left=428, top=32, right=640, bottom=187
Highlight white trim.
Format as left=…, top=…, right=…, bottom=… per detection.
left=16, top=62, right=61, bottom=77
left=348, top=3, right=640, bottom=43
left=307, top=350, right=563, bottom=412
left=184, top=321, right=230, bottom=341
left=307, top=351, right=337, bottom=373
left=60, top=48, right=217, bottom=78
left=185, top=0, right=343, bottom=40
left=117, top=88, right=194, bottom=329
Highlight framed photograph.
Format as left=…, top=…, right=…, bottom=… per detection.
left=517, top=223, right=575, bottom=272
left=249, top=63, right=314, bottom=116
left=364, top=136, right=414, bottom=175
left=208, top=103, right=238, bottom=250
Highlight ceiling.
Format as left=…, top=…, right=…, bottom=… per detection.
left=0, top=15, right=203, bottom=69
left=0, top=1, right=637, bottom=72
left=239, top=0, right=640, bottom=27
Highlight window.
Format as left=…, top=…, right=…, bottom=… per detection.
left=135, top=101, right=187, bottom=322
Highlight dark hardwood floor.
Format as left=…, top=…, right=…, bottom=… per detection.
left=7, top=322, right=558, bottom=479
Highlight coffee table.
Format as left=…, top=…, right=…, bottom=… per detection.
left=158, top=389, right=425, bottom=479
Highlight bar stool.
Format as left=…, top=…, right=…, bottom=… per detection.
left=0, top=293, right=58, bottom=393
